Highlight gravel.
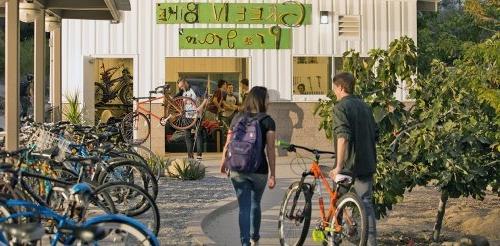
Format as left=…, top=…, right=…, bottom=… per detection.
left=155, top=175, right=234, bottom=245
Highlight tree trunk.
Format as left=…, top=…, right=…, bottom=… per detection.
left=433, top=191, right=449, bottom=242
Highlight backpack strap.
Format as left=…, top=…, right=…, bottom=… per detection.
left=254, top=113, right=269, bottom=122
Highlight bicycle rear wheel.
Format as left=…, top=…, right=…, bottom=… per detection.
left=94, top=182, right=160, bottom=236
left=167, top=96, right=197, bottom=130
left=329, top=192, right=368, bottom=246
left=121, top=112, right=150, bottom=145
left=97, top=159, right=158, bottom=200
left=278, top=181, right=312, bottom=246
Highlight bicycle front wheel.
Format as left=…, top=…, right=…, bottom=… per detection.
left=278, top=181, right=312, bottom=246
left=166, top=96, right=197, bottom=130
left=329, top=192, right=368, bottom=246
left=121, top=112, right=150, bottom=145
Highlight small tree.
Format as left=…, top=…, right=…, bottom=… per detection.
left=404, top=34, right=499, bottom=241
left=314, top=36, right=418, bottom=218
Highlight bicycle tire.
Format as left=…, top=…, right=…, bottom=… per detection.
left=330, top=192, right=368, bottom=246
left=121, top=112, right=151, bottom=145
left=97, top=159, right=158, bottom=200
left=93, top=182, right=160, bottom=236
left=128, top=145, right=161, bottom=180
left=279, top=181, right=313, bottom=246
left=167, top=96, right=197, bottom=130
left=119, top=83, right=133, bottom=105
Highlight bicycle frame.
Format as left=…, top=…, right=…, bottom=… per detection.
left=134, top=96, right=164, bottom=121
left=293, top=159, right=345, bottom=233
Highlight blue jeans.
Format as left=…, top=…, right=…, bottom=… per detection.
left=353, top=176, right=377, bottom=246
left=230, top=172, right=268, bottom=246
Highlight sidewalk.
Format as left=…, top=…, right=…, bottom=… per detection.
left=199, top=156, right=330, bottom=246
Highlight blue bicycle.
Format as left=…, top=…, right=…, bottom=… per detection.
left=0, top=183, right=159, bottom=246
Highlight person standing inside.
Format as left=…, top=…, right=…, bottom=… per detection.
left=220, top=86, right=276, bottom=246
left=20, top=74, right=33, bottom=119
left=208, top=79, right=227, bottom=117
left=328, top=72, right=378, bottom=246
left=239, top=78, right=249, bottom=105
left=221, top=82, right=239, bottom=128
left=176, top=78, right=208, bottom=160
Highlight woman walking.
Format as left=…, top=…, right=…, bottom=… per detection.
left=220, top=86, right=276, bottom=246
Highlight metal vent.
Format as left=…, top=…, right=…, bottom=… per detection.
left=338, top=15, right=360, bottom=38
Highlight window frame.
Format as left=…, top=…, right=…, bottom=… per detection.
left=291, top=55, right=334, bottom=102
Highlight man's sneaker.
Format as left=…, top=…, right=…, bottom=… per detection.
left=196, top=156, right=203, bottom=161
left=250, top=239, right=259, bottom=246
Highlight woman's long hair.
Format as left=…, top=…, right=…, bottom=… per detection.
left=243, top=86, right=268, bottom=113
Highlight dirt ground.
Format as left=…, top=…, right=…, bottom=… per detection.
left=377, top=186, right=500, bottom=245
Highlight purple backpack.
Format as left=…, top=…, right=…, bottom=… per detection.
left=225, top=113, right=268, bottom=173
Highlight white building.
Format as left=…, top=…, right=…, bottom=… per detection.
left=61, top=0, right=436, bottom=155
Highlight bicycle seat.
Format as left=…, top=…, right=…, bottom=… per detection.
left=0, top=222, right=45, bottom=242
left=335, top=171, right=354, bottom=186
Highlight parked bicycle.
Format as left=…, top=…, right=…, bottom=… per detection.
left=120, top=84, right=198, bottom=145
left=95, top=63, right=133, bottom=105
left=0, top=184, right=159, bottom=245
left=276, top=141, right=368, bottom=246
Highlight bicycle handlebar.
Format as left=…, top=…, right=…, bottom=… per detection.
left=276, top=140, right=336, bottom=157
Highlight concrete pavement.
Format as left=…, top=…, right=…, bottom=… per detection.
left=194, top=154, right=335, bottom=246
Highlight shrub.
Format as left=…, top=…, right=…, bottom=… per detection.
left=167, top=158, right=205, bottom=180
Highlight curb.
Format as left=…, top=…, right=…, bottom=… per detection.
left=187, top=195, right=238, bottom=245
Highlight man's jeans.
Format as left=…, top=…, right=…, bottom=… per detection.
left=353, top=176, right=377, bottom=246
left=230, top=172, right=268, bottom=246
left=183, top=123, right=202, bottom=158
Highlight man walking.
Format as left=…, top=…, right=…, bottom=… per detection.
left=328, top=72, right=378, bottom=245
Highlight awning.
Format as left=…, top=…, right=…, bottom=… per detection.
left=1, top=0, right=131, bottom=21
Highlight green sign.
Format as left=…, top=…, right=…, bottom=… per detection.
left=157, top=2, right=311, bottom=26
left=179, top=27, right=291, bottom=49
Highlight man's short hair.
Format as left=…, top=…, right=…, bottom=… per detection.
left=240, top=78, right=249, bottom=87
left=177, top=78, right=187, bottom=84
left=333, top=72, right=356, bottom=94
left=217, top=79, right=227, bottom=88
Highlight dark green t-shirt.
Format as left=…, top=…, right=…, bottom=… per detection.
left=333, top=95, right=378, bottom=177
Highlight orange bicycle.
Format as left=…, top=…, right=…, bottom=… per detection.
left=277, top=141, right=368, bottom=246
left=120, top=85, right=198, bottom=145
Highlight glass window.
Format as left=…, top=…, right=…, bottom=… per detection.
left=293, top=56, right=332, bottom=96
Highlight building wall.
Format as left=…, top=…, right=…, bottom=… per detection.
left=61, top=0, right=417, bottom=102
left=61, top=0, right=417, bottom=155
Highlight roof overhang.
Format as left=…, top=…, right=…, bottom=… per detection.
left=0, top=0, right=131, bottom=22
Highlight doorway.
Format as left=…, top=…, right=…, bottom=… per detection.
left=164, top=57, right=249, bottom=153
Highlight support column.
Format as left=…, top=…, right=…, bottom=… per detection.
left=5, top=0, right=20, bottom=151
left=50, top=27, right=62, bottom=122
left=34, top=10, right=45, bottom=123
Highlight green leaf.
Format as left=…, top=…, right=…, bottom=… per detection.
left=373, top=106, right=388, bottom=123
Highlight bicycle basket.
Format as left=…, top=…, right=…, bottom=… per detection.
left=28, top=128, right=73, bottom=162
